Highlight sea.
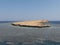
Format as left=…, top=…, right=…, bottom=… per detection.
left=0, top=21, right=60, bottom=45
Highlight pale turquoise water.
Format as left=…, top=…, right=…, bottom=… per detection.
left=0, top=22, right=60, bottom=45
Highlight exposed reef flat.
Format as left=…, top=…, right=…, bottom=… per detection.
left=11, top=20, right=50, bottom=28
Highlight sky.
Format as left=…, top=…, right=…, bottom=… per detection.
left=0, top=0, right=60, bottom=21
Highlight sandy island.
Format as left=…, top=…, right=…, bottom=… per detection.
left=12, top=20, right=50, bottom=28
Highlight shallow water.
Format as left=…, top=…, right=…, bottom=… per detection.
left=0, top=21, right=60, bottom=45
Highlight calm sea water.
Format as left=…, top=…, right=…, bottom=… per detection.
left=0, top=21, right=60, bottom=45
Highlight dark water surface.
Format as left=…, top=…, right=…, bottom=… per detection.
left=0, top=21, right=60, bottom=45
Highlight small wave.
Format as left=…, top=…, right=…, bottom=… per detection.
left=0, top=40, right=60, bottom=45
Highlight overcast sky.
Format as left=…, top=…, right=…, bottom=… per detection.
left=0, top=0, right=60, bottom=21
